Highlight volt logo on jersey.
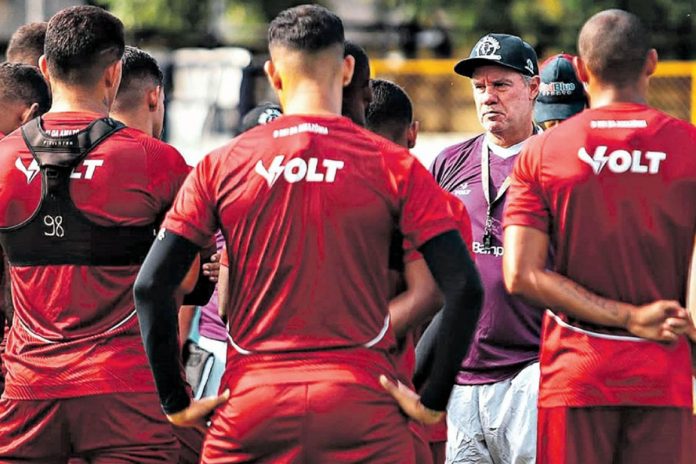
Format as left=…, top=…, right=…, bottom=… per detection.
left=15, top=158, right=105, bottom=184
left=578, top=146, right=666, bottom=175
left=255, top=155, right=345, bottom=188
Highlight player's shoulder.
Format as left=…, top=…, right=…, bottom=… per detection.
left=0, top=129, right=29, bottom=157
left=118, top=127, right=188, bottom=166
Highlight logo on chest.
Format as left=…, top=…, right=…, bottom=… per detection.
left=453, top=182, right=472, bottom=196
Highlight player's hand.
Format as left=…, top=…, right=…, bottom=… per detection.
left=379, top=375, right=444, bottom=425
left=202, top=253, right=221, bottom=283
left=166, top=390, right=230, bottom=432
left=627, top=300, right=689, bottom=343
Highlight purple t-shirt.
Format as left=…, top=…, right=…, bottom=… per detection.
left=198, top=232, right=227, bottom=341
left=431, top=134, right=542, bottom=385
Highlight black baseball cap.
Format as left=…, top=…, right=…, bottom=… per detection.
left=534, top=54, right=588, bottom=124
left=454, top=33, right=538, bottom=78
left=240, top=102, right=282, bottom=134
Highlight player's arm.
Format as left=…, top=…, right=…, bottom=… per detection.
left=503, top=225, right=689, bottom=343
left=134, top=230, right=228, bottom=431
left=381, top=230, right=483, bottom=424
left=389, top=258, right=443, bottom=339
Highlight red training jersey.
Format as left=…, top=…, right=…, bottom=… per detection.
left=504, top=103, right=696, bottom=408
left=0, top=112, right=190, bottom=400
left=162, top=114, right=457, bottom=363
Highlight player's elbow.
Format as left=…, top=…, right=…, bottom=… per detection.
left=133, top=271, right=158, bottom=306
left=503, top=264, right=534, bottom=299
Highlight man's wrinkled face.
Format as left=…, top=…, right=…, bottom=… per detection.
left=471, top=65, right=536, bottom=138
left=342, top=64, right=372, bottom=126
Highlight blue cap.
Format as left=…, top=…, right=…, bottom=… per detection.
left=534, top=54, right=587, bottom=124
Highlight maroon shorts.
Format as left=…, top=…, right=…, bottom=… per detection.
left=538, top=406, right=693, bottom=464
left=0, top=393, right=179, bottom=463
left=172, top=425, right=204, bottom=464
left=202, top=356, right=416, bottom=463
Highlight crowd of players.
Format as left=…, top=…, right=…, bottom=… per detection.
left=0, top=3, right=694, bottom=464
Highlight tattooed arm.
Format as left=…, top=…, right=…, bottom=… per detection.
left=503, top=225, right=690, bottom=343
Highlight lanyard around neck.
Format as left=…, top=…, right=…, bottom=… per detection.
left=481, top=137, right=512, bottom=210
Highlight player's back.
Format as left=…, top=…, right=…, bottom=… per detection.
left=529, top=103, right=696, bottom=307
left=508, top=103, right=696, bottom=408
left=0, top=112, right=189, bottom=399
left=169, top=114, right=450, bottom=358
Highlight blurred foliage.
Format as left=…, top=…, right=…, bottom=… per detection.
left=99, top=0, right=694, bottom=58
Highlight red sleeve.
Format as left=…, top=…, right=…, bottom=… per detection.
left=397, top=158, right=458, bottom=248
left=503, top=135, right=550, bottom=233
left=161, top=154, right=218, bottom=248
left=401, top=238, right=421, bottom=264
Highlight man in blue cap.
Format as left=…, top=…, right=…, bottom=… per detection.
left=534, top=53, right=588, bottom=129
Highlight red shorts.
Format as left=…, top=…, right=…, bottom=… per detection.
left=0, top=393, right=179, bottom=463
left=203, top=352, right=416, bottom=463
left=538, top=406, right=694, bottom=464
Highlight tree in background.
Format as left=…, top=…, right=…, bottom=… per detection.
left=97, top=0, right=694, bottom=59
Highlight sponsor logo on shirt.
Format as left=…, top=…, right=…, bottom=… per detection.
left=453, top=182, right=472, bottom=196
left=590, top=120, right=647, bottom=129
left=15, top=158, right=105, bottom=184
left=472, top=241, right=504, bottom=257
left=273, top=123, right=329, bottom=138
left=255, top=155, right=344, bottom=188
left=578, top=146, right=666, bottom=175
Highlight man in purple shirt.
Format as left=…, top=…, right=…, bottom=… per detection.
left=428, top=33, right=541, bottom=463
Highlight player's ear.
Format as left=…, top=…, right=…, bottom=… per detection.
left=104, top=59, right=122, bottom=92
left=38, top=55, right=51, bottom=85
left=573, top=55, right=589, bottom=86
left=147, top=86, right=160, bottom=112
left=264, top=59, right=282, bottom=92
left=342, top=55, right=355, bottom=88
left=644, top=49, right=658, bottom=78
left=20, top=103, right=40, bottom=124
left=407, top=120, right=419, bottom=149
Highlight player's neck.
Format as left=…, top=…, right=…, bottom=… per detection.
left=486, top=124, right=534, bottom=149
left=281, top=83, right=342, bottom=117
left=110, top=110, right=153, bottom=137
left=588, top=83, right=647, bottom=109
left=48, top=85, right=111, bottom=117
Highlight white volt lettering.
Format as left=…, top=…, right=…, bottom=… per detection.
left=15, top=158, right=105, bottom=183
left=578, top=146, right=666, bottom=175
left=255, top=156, right=344, bottom=187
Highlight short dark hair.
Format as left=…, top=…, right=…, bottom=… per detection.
left=578, top=9, right=650, bottom=86
left=120, top=46, right=163, bottom=89
left=344, top=41, right=370, bottom=87
left=113, top=46, right=164, bottom=110
left=44, top=5, right=125, bottom=86
left=0, top=63, right=51, bottom=115
left=268, top=4, right=344, bottom=52
left=366, top=79, right=413, bottom=134
left=6, top=22, right=47, bottom=66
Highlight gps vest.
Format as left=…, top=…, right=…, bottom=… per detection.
left=0, top=117, right=157, bottom=266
